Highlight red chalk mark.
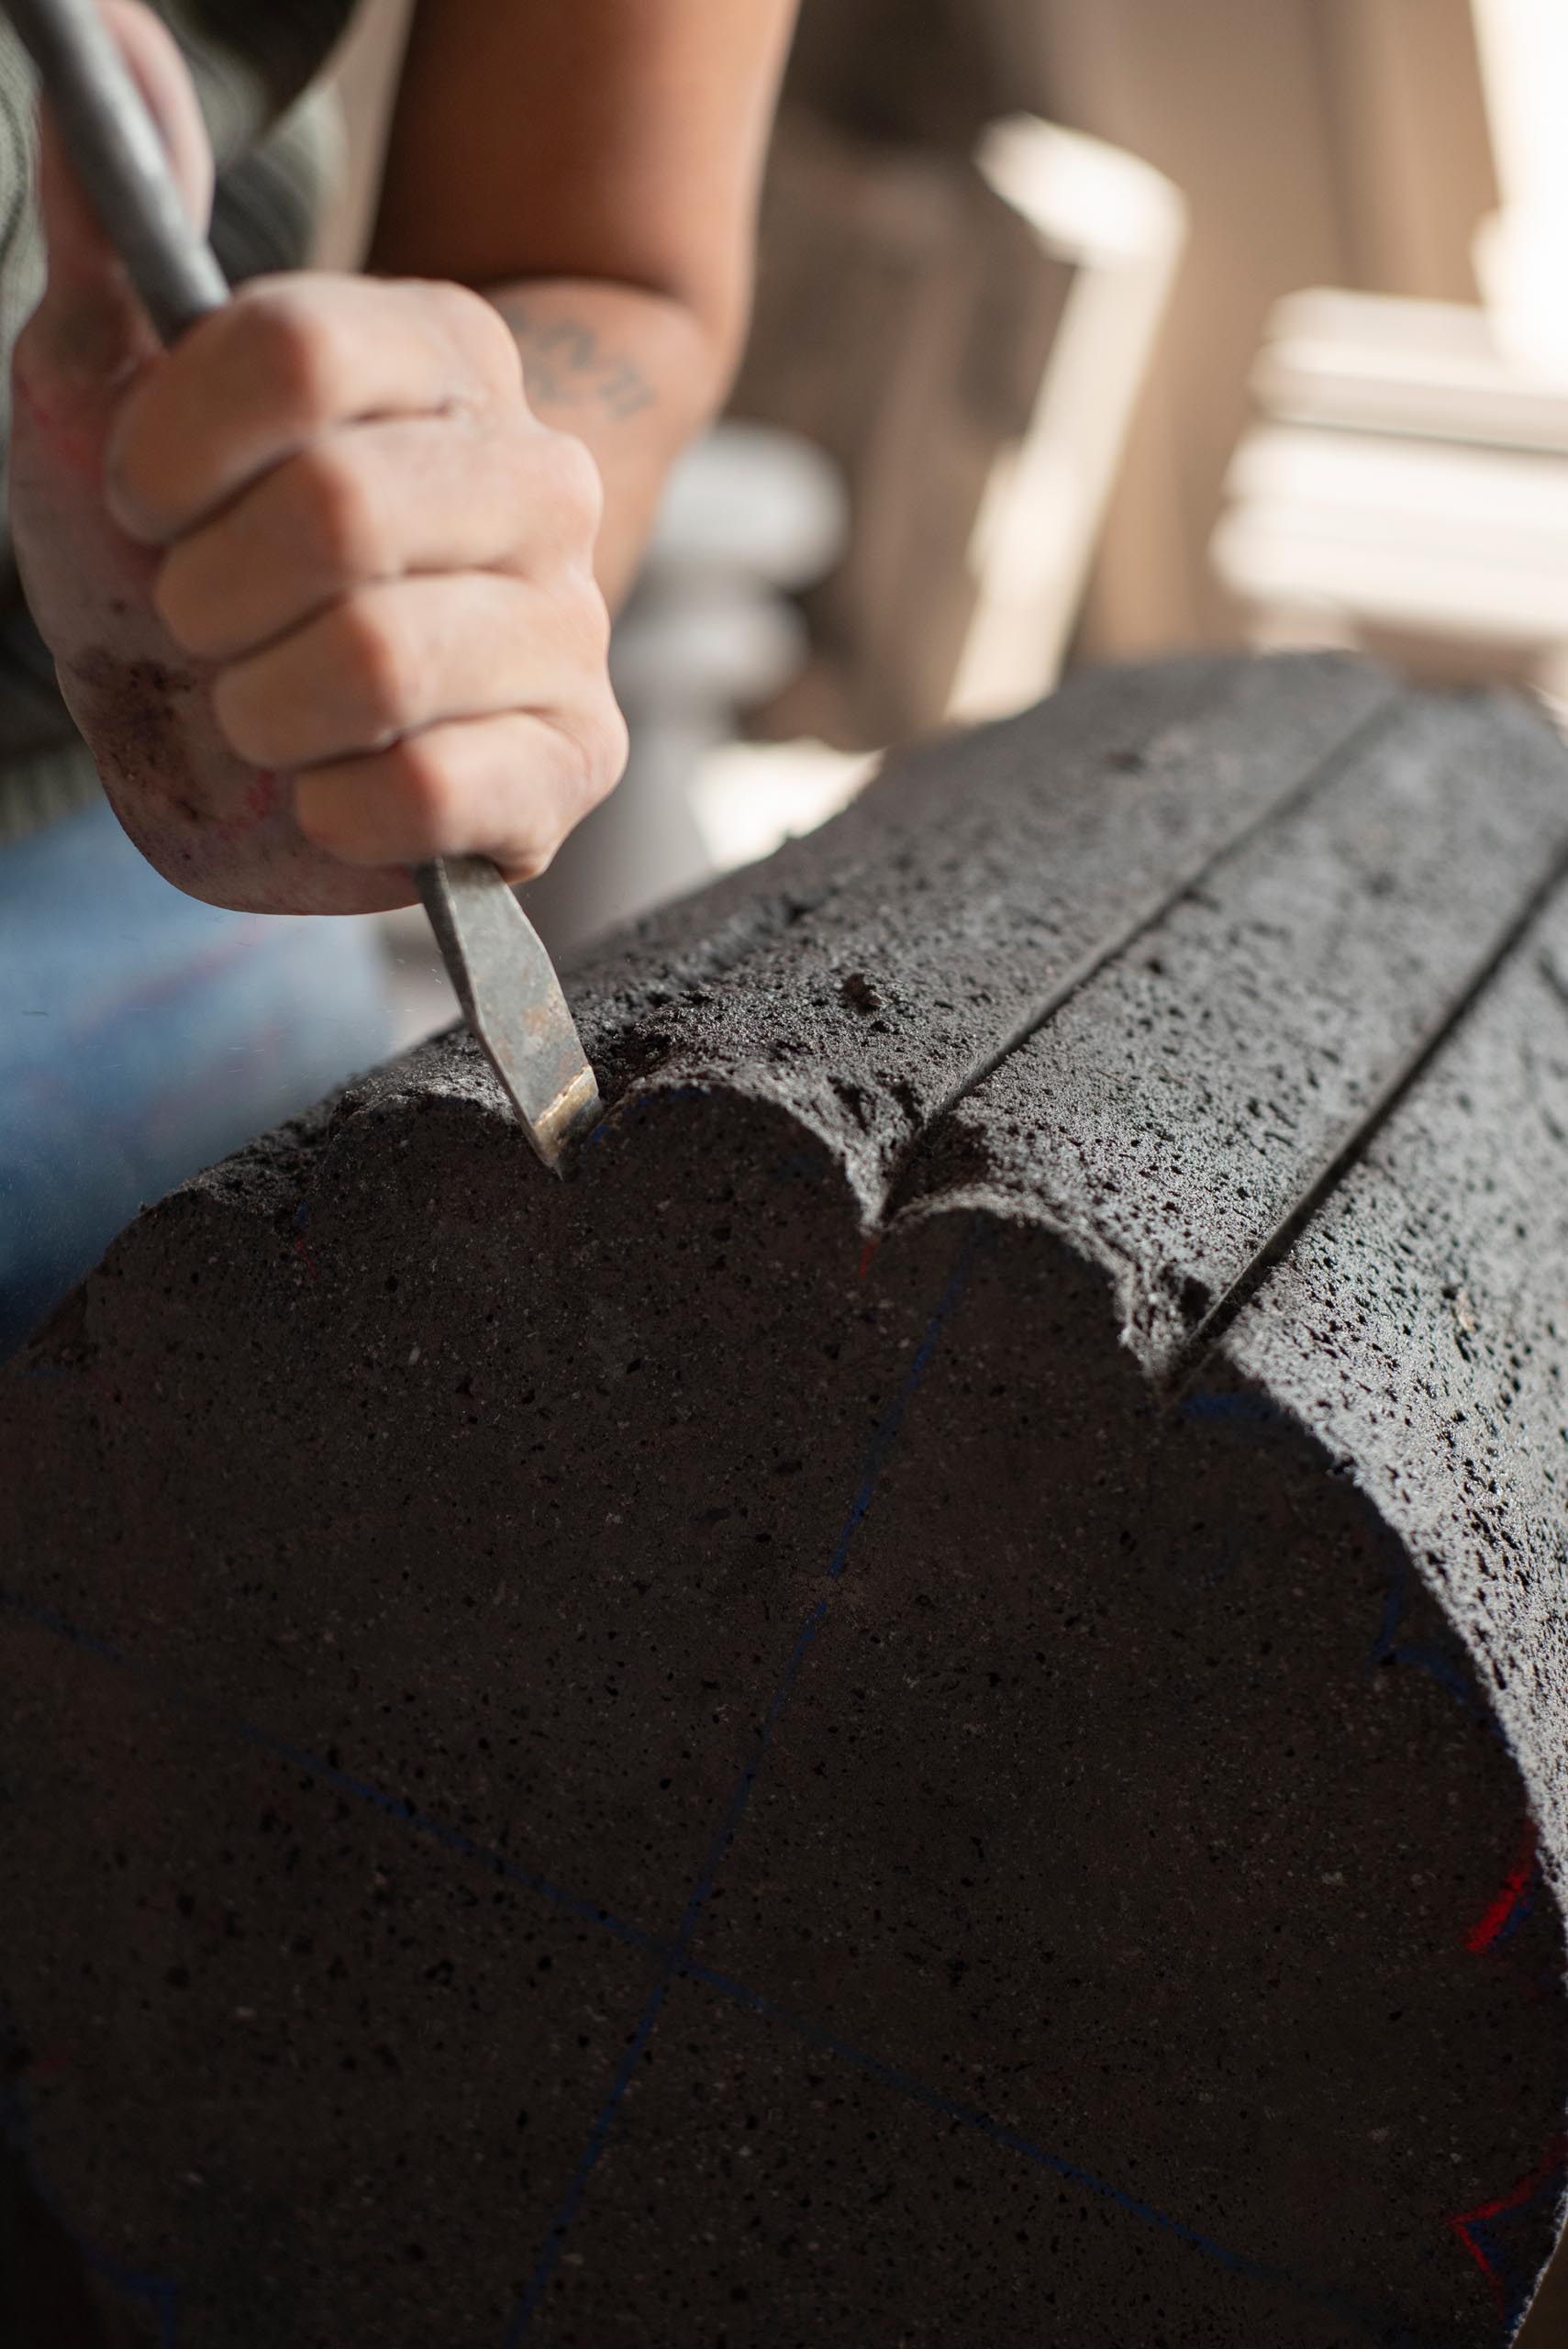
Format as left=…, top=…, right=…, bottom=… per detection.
left=857, top=1239, right=879, bottom=1282
left=12, top=369, right=100, bottom=478
left=1450, top=2203, right=1507, bottom=2321
left=1465, top=1821, right=1538, bottom=1954
left=155, top=767, right=284, bottom=851
left=219, top=766, right=282, bottom=838
left=293, top=1232, right=320, bottom=1284
left=1448, top=2136, right=1568, bottom=2321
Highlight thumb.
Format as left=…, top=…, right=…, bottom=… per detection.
left=31, top=0, right=215, bottom=383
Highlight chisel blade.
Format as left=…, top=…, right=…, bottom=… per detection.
left=417, top=859, right=602, bottom=1172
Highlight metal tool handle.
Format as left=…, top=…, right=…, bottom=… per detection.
left=6, top=0, right=227, bottom=340
left=4, top=0, right=595, bottom=1165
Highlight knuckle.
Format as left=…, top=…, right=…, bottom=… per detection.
left=232, top=289, right=339, bottom=427
left=431, top=279, right=522, bottom=387
left=295, top=444, right=384, bottom=580
left=335, top=597, right=417, bottom=738
left=389, top=732, right=463, bottom=841
left=505, top=838, right=558, bottom=885
left=548, top=564, right=614, bottom=669
left=574, top=694, right=629, bottom=806
left=488, top=718, right=574, bottom=880
left=211, top=665, right=278, bottom=766
left=574, top=576, right=615, bottom=664
left=150, top=547, right=217, bottom=653
left=598, top=699, right=631, bottom=785
left=102, top=384, right=170, bottom=533
left=541, top=429, right=604, bottom=541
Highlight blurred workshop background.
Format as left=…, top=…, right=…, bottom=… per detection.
left=320, top=0, right=1568, bottom=1054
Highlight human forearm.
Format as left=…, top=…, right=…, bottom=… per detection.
left=368, top=1, right=797, bottom=618
left=483, top=275, right=736, bottom=612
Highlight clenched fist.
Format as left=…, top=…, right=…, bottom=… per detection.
left=9, top=3, right=628, bottom=914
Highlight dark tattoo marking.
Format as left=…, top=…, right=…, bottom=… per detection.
left=498, top=305, right=658, bottom=423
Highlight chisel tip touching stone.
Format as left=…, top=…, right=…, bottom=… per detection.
left=417, top=856, right=602, bottom=1169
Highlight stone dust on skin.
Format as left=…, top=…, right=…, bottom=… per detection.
left=8, top=368, right=412, bottom=920
left=60, top=643, right=206, bottom=822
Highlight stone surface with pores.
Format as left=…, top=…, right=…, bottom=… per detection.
left=3, top=652, right=1568, bottom=2346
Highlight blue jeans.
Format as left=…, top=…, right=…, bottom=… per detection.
left=0, top=795, right=392, bottom=1358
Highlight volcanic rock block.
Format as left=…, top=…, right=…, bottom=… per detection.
left=4, top=652, right=1568, bottom=2348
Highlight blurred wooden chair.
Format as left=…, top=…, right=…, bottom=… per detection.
left=729, top=107, right=1186, bottom=748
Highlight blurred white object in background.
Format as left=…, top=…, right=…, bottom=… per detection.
left=949, top=118, right=1186, bottom=719
left=1470, top=0, right=1568, bottom=373
left=1224, top=413, right=1568, bottom=644
left=1244, top=288, right=1568, bottom=449
left=639, top=424, right=848, bottom=588
left=1215, top=287, right=1568, bottom=698
left=689, top=739, right=880, bottom=874
left=1214, top=0, right=1568, bottom=697
left=1215, top=289, right=1568, bottom=661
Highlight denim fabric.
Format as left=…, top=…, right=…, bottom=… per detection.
left=0, top=795, right=391, bottom=1357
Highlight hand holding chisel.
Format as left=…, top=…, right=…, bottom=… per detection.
left=5, top=0, right=606, bottom=1169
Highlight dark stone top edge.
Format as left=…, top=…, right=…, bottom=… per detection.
left=189, top=653, right=1406, bottom=1236
left=95, top=651, right=1562, bottom=1322
left=1217, top=877, right=1568, bottom=1875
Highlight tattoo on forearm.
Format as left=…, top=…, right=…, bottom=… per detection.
left=497, top=304, right=658, bottom=423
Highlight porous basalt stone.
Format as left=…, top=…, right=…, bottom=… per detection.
left=4, top=654, right=1568, bottom=2347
